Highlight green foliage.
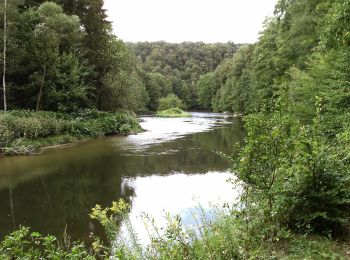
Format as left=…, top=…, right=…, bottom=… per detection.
left=190, top=0, right=350, bottom=244
left=1, top=200, right=347, bottom=259
left=1, top=0, right=350, bottom=258
left=319, top=0, right=350, bottom=49
left=158, top=94, right=183, bottom=111
left=0, top=109, right=141, bottom=155
left=198, top=0, right=334, bottom=115
left=284, top=129, right=350, bottom=235
left=47, top=53, right=89, bottom=112
left=196, top=72, right=219, bottom=110
left=90, top=200, right=129, bottom=243
left=130, top=41, right=240, bottom=110
left=234, top=112, right=350, bottom=238
left=212, top=0, right=350, bottom=255
left=156, top=108, right=191, bottom=118
left=89, top=199, right=141, bottom=259
left=142, top=73, right=172, bottom=111
left=0, top=0, right=148, bottom=113
left=210, top=45, right=254, bottom=113
left=0, top=226, right=94, bottom=259
left=98, top=37, right=149, bottom=113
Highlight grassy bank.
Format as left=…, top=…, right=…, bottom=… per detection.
left=156, top=108, right=191, bottom=118
left=0, top=109, right=142, bottom=156
left=1, top=200, right=349, bottom=259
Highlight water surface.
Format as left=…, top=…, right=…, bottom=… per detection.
left=0, top=112, right=244, bottom=242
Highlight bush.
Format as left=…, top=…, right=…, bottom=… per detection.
left=156, top=108, right=191, bottom=118
left=158, top=94, right=183, bottom=111
left=0, top=227, right=94, bottom=259
left=1, top=200, right=347, bottom=259
left=234, top=112, right=350, bottom=239
left=0, top=109, right=141, bottom=155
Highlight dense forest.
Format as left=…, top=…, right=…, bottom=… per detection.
left=0, top=0, right=148, bottom=113
left=0, top=0, right=239, bottom=113
left=129, top=41, right=239, bottom=110
left=0, top=0, right=239, bottom=154
left=196, top=0, right=350, bottom=117
left=194, top=0, right=350, bottom=257
left=1, top=0, right=350, bottom=258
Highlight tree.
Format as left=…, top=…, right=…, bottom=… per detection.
left=2, top=0, right=7, bottom=112
left=196, top=72, right=219, bottom=110
left=0, top=0, right=24, bottom=111
left=158, top=94, right=183, bottom=111
left=46, top=53, right=89, bottom=112
left=129, top=41, right=239, bottom=109
left=33, top=2, right=84, bottom=111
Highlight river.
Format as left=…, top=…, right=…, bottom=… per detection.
left=0, top=112, right=244, bottom=243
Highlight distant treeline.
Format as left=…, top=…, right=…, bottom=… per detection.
left=128, top=41, right=240, bottom=110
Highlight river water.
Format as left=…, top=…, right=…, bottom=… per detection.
left=0, top=112, right=244, bottom=243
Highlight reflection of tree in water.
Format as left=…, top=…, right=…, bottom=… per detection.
left=0, top=162, right=136, bottom=243
left=122, top=118, right=244, bottom=176
left=193, top=118, right=245, bottom=156
left=0, top=118, right=244, bottom=242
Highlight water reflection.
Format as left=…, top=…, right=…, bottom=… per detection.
left=0, top=113, right=244, bottom=242
left=120, top=172, right=240, bottom=245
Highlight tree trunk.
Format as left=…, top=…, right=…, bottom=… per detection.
left=2, top=0, right=7, bottom=112
left=36, top=62, right=46, bottom=111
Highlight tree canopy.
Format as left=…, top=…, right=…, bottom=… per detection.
left=0, top=0, right=149, bottom=113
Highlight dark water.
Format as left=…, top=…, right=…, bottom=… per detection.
left=0, top=113, right=244, bottom=243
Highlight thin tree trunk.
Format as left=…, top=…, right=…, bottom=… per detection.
left=36, top=62, right=46, bottom=111
left=3, top=0, right=7, bottom=112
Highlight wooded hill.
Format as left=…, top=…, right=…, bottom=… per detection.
left=0, top=0, right=240, bottom=113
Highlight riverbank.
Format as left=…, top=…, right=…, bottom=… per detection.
left=0, top=109, right=142, bottom=156
left=1, top=201, right=349, bottom=259
left=0, top=112, right=348, bottom=258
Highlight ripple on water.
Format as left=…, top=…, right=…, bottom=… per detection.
left=116, top=113, right=232, bottom=153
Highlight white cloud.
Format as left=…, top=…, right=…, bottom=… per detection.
left=104, top=0, right=277, bottom=43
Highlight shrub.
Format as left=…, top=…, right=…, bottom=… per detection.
left=156, top=108, right=191, bottom=118
left=0, top=201, right=347, bottom=259
left=0, top=121, right=15, bottom=146
left=158, top=94, right=183, bottom=111
left=0, top=109, right=141, bottom=155
left=0, top=227, right=94, bottom=259
left=234, top=112, right=350, bottom=239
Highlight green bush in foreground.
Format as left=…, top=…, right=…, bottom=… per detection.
left=156, top=108, right=191, bottom=118
left=234, top=112, right=350, bottom=239
left=0, top=200, right=347, bottom=259
left=0, top=109, right=142, bottom=155
left=0, top=227, right=94, bottom=260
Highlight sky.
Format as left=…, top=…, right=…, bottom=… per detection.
left=104, top=0, right=278, bottom=44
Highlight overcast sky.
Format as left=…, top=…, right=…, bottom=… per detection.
left=104, top=0, right=278, bottom=43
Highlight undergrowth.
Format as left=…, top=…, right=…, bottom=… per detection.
left=0, top=109, right=142, bottom=155
left=1, top=200, right=348, bottom=259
